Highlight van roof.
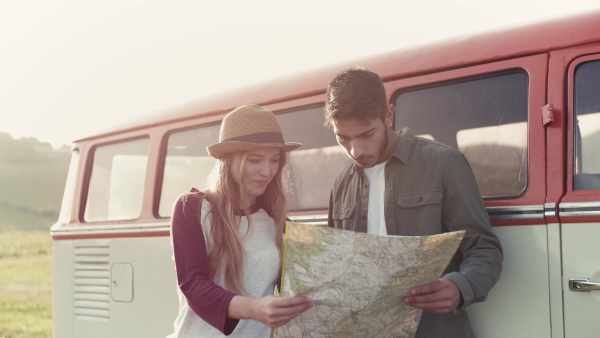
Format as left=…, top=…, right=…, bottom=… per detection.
left=76, top=9, right=600, bottom=144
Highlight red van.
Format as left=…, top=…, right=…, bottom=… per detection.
left=52, top=9, right=600, bottom=337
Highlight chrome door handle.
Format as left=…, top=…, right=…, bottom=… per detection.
left=569, top=278, right=600, bottom=291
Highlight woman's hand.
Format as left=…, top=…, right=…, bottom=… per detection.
left=229, top=295, right=313, bottom=328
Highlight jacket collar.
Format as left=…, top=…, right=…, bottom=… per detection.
left=391, top=127, right=413, bottom=165
left=349, top=127, right=414, bottom=174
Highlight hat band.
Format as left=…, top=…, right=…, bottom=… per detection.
left=223, top=131, right=285, bottom=144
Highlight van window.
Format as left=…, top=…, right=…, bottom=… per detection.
left=276, top=107, right=347, bottom=211
left=84, top=138, right=150, bottom=222
left=158, top=125, right=219, bottom=217
left=394, top=72, right=529, bottom=199
left=574, top=60, right=600, bottom=190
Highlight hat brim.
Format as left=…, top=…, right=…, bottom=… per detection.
left=206, top=141, right=302, bottom=159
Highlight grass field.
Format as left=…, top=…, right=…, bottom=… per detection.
left=0, top=231, right=52, bottom=338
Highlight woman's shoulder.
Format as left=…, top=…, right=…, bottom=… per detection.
left=173, top=188, right=211, bottom=217
left=179, top=187, right=206, bottom=202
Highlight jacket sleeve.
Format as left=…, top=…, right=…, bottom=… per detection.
left=440, top=151, right=503, bottom=308
left=170, top=194, right=239, bottom=335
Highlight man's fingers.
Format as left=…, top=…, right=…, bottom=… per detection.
left=410, top=299, right=455, bottom=313
left=406, top=292, right=440, bottom=304
left=403, top=278, right=462, bottom=314
left=409, top=279, right=444, bottom=296
left=404, top=292, right=455, bottom=313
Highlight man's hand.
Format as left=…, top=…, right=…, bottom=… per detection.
left=403, top=278, right=462, bottom=314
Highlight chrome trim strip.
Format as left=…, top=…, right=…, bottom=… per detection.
left=51, top=203, right=554, bottom=237
left=486, top=205, right=545, bottom=220
left=560, top=202, right=600, bottom=209
left=544, top=202, right=556, bottom=218
left=294, top=206, right=548, bottom=222
left=288, top=217, right=328, bottom=226
left=288, top=215, right=328, bottom=224
left=559, top=202, right=600, bottom=218
left=51, top=222, right=171, bottom=238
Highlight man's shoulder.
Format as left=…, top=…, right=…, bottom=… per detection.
left=411, top=136, right=463, bottom=159
left=394, top=127, right=462, bottom=163
left=413, top=135, right=454, bottom=150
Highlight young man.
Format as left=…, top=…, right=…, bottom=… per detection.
left=325, top=66, right=502, bottom=338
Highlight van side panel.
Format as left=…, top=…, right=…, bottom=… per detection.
left=52, top=240, right=74, bottom=338
left=69, top=234, right=177, bottom=338
left=466, top=226, right=552, bottom=337
left=561, top=220, right=600, bottom=336
left=547, top=222, right=565, bottom=337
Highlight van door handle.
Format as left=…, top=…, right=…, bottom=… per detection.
left=569, top=278, right=600, bottom=291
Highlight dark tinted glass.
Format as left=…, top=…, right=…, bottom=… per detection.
left=159, top=125, right=219, bottom=216
left=574, top=60, right=600, bottom=190
left=277, top=106, right=347, bottom=211
left=395, top=72, right=529, bottom=198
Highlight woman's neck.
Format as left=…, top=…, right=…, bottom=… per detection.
left=240, top=196, right=257, bottom=210
left=234, top=197, right=260, bottom=216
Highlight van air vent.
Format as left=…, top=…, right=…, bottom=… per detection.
left=73, top=245, right=110, bottom=321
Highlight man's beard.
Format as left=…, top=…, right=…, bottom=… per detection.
left=374, top=126, right=389, bottom=165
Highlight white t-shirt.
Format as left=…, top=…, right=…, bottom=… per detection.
left=363, top=161, right=387, bottom=236
left=169, top=199, right=280, bottom=338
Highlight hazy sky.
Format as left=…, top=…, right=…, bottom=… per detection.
left=1, top=0, right=599, bottom=149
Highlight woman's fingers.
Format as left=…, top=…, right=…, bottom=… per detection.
left=259, top=296, right=312, bottom=327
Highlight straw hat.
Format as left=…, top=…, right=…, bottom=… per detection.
left=206, top=104, right=302, bottom=159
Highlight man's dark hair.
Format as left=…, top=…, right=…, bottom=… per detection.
left=324, top=66, right=388, bottom=127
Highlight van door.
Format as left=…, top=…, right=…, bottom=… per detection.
left=558, top=51, right=600, bottom=337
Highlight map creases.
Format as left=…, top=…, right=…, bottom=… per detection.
left=272, top=222, right=465, bottom=338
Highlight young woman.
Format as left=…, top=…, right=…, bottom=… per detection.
left=168, top=104, right=312, bottom=337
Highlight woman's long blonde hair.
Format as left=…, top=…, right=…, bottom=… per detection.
left=202, top=149, right=289, bottom=294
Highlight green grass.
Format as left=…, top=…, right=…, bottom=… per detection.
left=0, top=231, right=52, bottom=338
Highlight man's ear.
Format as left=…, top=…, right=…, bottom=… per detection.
left=385, top=104, right=395, bottom=128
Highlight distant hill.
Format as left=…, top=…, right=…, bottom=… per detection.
left=0, top=132, right=70, bottom=231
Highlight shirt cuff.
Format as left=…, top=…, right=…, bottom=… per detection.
left=443, top=271, right=472, bottom=309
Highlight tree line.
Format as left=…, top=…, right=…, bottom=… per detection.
left=0, top=131, right=71, bottom=231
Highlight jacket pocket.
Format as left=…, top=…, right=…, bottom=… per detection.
left=396, top=190, right=443, bottom=233
left=397, top=190, right=442, bottom=208
left=331, top=205, right=355, bottom=230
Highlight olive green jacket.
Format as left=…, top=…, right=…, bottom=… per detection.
left=327, top=127, right=503, bottom=338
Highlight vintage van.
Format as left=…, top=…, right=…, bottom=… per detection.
left=52, top=9, right=600, bottom=337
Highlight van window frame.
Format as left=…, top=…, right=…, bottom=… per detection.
left=383, top=53, right=549, bottom=215
left=154, top=104, right=343, bottom=217
left=391, top=68, right=530, bottom=200
left=80, top=135, right=152, bottom=223
left=566, top=53, right=600, bottom=199
left=273, top=104, right=343, bottom=213
left=155, top=122, right=221, bottom=219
